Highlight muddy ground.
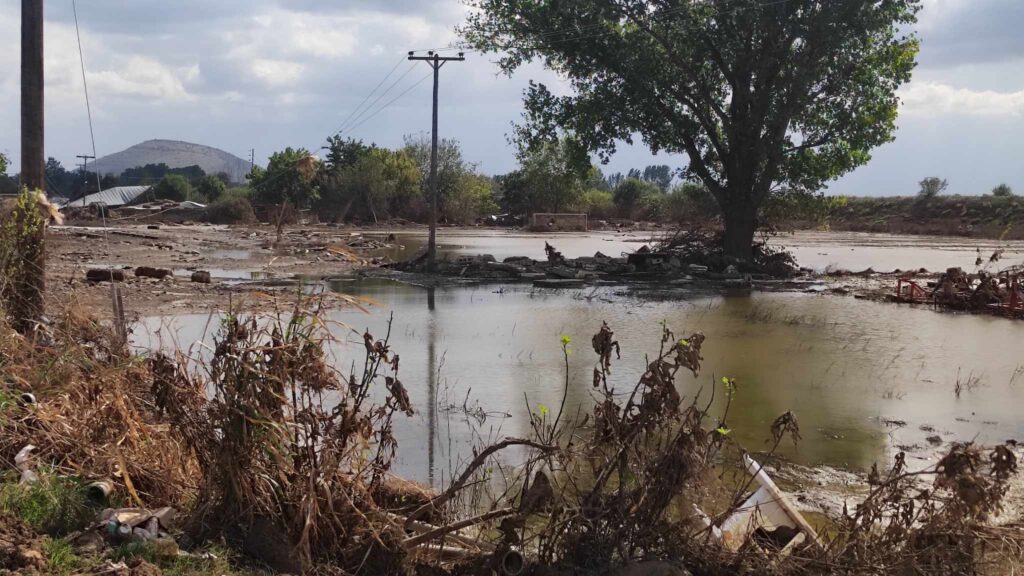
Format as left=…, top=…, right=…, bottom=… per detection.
left=44, top=223, right=391, bottom=318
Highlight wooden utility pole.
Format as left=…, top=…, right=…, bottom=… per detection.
left=22, top=0, right=44, bottom=191
left=408, top=50, right=464, bottom=272
left=6, top=0, right=46, bottom=335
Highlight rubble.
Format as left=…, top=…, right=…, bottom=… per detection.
left=86, top=269, right=126, bottom=283
left=190, top=270, right=212, bottom=284
left=389, top=242, right=783, bottom=290
left=134, top=266, right=172, bottom=280
left=890, top=264, right=1024, bottom=319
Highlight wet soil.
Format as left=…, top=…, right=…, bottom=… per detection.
left=44, top=223, right=386, bottom=317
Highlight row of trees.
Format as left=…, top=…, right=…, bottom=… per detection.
left=248, top=135, right=499, bottom=224
left=247, top=133, right=724, bottom=225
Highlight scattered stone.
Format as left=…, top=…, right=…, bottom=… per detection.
left=86, top=269, right=125, bottom=283
left=926, top=435, right=943, bottom=446
left=134, top=266, right=173, bottom=280
left=190, top=271, right=212, bottom=284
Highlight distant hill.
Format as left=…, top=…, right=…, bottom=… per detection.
left=94, top=139, right=252, bottom=184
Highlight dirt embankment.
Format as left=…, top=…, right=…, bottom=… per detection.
left=822, top=195, right=1024, bottom=239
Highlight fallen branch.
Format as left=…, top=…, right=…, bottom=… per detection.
left=403, top=507, right=516, bottom=549
left=404, top=438, right=557, bottom=527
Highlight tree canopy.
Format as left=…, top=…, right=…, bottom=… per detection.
left=249, top=148, right=320, bottom=209
left=463, top=0, right=920, bottom=259
left=992, top=184, right=1013, bottom=198
left=498, top=139, right=593, bottom=215
left=152, top=174, right=192, bottom=202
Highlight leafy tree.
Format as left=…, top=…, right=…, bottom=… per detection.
left=463, top=0, right=920, bottom=260
left=992, top=183, right=1013, bottom=197
left=917, top=177, right=948, bottom=199
left=196, top=175, right=227, bottom=202
left=514, top=138, right=592, bottom=214
left=402, top=133, right=471, bottom=219
left=641, top=165, right=673, bottom=192
left=319, top=148, right=421, bottom=222
left=447, top=173, right=499, bottom=224
left=325, top=136, right=375, bottom=170
left=613, top=178, right=661, bottom=217
left=603, top=172, right=625, bottom=191
left=0, top=153, right=7, bottom=174
left=152, top=174, right=191, bottom=202
left=249, top=147, right=320, bottom=209
left=577, top=189, right=616, bottom=219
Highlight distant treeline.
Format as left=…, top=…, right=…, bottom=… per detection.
left=244, top=134, right=724, bottom=225
left=0, top=158, right=239, bottom=202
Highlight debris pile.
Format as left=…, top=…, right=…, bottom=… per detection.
left=892, top=265, right=1024, bottom=318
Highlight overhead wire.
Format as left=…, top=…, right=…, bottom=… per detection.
left=71, top=0, right=127, bottom=342
left=255, top=0, right=794, bottom=195
left=327, top=55, right=406, bottom=139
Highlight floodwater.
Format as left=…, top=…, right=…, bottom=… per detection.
left=365, top=228, right=1024, bottom=273
left=138, top=274, right=1024, bottom=488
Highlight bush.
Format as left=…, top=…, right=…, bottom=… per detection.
left=612, top=178, right=661, bottom=217
left=636, top=190, right=667, bottom=220
left=917, top=177, right=948, bottom=199
left=576, top=189, right=615, bottom=220
left=204, top=194, right=256, bottom=224
left=152, top=174, right=191, bottom=202
left=667, top=182, right=718, bottom=222
left=992, top=183, right=1013, bottom=197
left=196, top=175, right=227, bottom=203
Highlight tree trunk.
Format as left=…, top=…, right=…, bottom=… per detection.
left=722, top=207, right=757, bottom=263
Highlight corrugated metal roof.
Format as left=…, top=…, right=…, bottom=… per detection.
left=64, top=186, right=151, bottom=208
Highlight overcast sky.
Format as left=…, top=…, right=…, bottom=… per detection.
left=1, top=0, right=1022, bottom=196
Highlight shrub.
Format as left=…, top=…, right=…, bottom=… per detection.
left=576, top=189, right=615, bottom=220
left=152, top=174, right=191, bottom=202
left=636, top=190, right=667, bottom=220
left=204, top=194, right=256, bottom=224
left=992, top=183, right=1013, bottom=197
left=917, top=177, right=948, bottom=199
left=667, top=182, right=718, bottom=222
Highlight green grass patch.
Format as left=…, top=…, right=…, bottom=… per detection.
left=0, top=475, right=94, bottom=536
left=111, top=541, right=265, bottom=576
left=41, top=537, right=87, bottom=576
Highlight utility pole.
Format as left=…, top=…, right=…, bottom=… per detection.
left=249, top=148, right=255, bottom=174
left=76, top=154, right=95, bottom=195
left=21, top=0, right=44, bottom=191
left=408, top=50, right=464, bottom=272
left=12, top=0, right=44, bottom=336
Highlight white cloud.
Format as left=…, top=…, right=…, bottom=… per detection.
left=250, top=59, right=305, bottom=86
left=90, top=58, right=198, bottom=101
left=900, top=81, right=1024, bottom=117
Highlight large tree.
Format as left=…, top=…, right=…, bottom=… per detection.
left=463, top=0, right=919, bottom=260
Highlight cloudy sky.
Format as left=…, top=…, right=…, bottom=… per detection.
left=1, top=0, right=1022, bottom=196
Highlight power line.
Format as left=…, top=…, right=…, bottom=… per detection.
left=327, top=55, right=406, bottom=139
left=342, top=70, right=433, bottom=136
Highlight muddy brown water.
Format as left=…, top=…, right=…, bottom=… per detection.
left=138, top=274, right=1024, bottom=488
